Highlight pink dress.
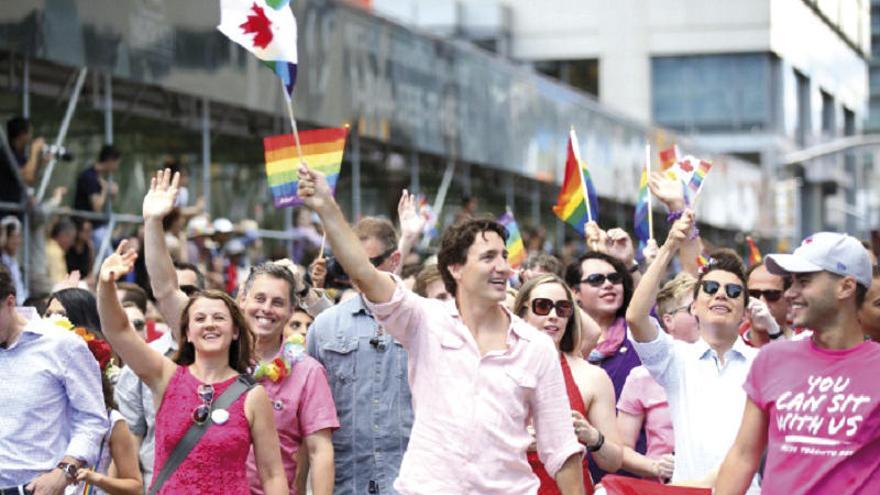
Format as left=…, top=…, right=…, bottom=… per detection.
left=150, top=366, right=252, bottom=494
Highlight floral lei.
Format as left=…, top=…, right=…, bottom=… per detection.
left=253, top=334, right=306, bottom=383
left=50, top=316, right=119, bottom=378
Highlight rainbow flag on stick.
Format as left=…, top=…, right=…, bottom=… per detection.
left=498, top=209, right=526, bottom=269
left=684, top=158, right=712, bottom=206
left=634, top=144, right=653, bottom=246
left=553, top=128, right=599, bottom=235
left=263, top=126, right=349, bottom=208
left=746, top=236, right=762, bottom=266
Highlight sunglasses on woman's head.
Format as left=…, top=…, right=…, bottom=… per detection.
left=748, top=289, right=783, bottom=302
left=701, top=280, right=744, bottom=299
left=530, top=298, right=575, bottom=318
left=192, top=384, right=215, bottom=425
left=581, top=272, right=623, bottom=287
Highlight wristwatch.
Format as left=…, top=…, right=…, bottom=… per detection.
left=56, top=462, right=78, bottom=482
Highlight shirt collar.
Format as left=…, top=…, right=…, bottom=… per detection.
left=448, top=300, right=531, bottom=343
left=695, top=336, right=749, bottom=361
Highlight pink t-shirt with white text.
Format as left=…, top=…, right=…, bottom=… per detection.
left=744, top=338, right=880, bottom=494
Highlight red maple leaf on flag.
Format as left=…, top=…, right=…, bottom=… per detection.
left=679, top=159, right=694, bottom=172
left=239, top=3, right=274, bottom=49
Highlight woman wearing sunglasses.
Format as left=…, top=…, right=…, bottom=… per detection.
left=95, top=241, right=288, bottom=494
left=625, top=211, right=759, bottom=490
left=514, top=274, right=623, bottom=494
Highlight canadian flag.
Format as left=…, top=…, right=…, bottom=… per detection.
left=218, top=0, right=298, bottom=94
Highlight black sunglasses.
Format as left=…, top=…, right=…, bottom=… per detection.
left=581, top=272, right=623, bottom=287
left=369, top=247, right=396, bottom=267
left=192, top=384, right=215, bottom=425
left=531, top=298, right=575, bottom=318
left=748, top=289, right=782, bottom=302
left=701, top=280, right=744, bottom=299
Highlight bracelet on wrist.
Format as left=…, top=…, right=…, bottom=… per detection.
left=666, top=210, right=683, bottom=224
left=587, top=430, right=605, bottom=452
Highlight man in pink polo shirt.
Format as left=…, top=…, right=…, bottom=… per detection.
left=297, top=165, right=585, bottom=494
left=716, top=232, right=880, bottom=494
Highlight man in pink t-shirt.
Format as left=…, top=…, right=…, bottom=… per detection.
left=716, top=232, right=880, bottom=494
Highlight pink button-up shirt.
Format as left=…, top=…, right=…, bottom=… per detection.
left=365, top=279, right=584, bottom=494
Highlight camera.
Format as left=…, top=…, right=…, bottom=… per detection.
left=41, top=144, right=74, bottom=162
left=324, top=256, right=352, bottom=289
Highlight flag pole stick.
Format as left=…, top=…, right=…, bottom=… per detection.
left=645, top=143, right=654, bottom=241
left=318, top=232, right=326, bottom=259
left=570, top=127, right=593, bottom=224
left=691, top=173, right=708, bottom=210
left=281, top=88, right=306, bottom=164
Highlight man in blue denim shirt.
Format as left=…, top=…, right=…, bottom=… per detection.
left=307, top=217, right=414, bottom=495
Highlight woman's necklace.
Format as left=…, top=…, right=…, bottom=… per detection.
left=253, top=334, right=306, bottom=383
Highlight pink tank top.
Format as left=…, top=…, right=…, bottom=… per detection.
left=150, top=366, right=252, bottom=494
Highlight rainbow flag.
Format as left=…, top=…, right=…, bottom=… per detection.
left=498, top=209, right=526, bottom=269
left=552, top=129, right=599, bottom=235
left=684, top=159, right=712, bottom=205
left=418, top=194, right=438, bottom=240
left=634, top=166, right=651, bottom=245
left=263, top=126, right=349, bottom=208
left=746, top=236, right=762, bottom=266
left=696, top=252, right=711, bottom=270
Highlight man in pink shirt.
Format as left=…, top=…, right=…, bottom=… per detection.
left=297, top=165, right=586, bottom=494
left=716, top=232, right=880, bottom=494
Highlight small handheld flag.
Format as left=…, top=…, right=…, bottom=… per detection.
left=682, top=157, right=712, bottom=206
left=658, top=145, right=680, bottom=171
left=634, top=144, right=653, bottom=246
left=553, top=128, right=599, bottom=235
left=218, top=0, right=299, bottom=96
left=498, top=209, right=526, bottom=270
left=746, top=236, right=762, bottom=266
left=263, top=126, right=349, bottom=208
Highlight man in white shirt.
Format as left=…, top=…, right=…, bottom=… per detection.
left=625, top=210, right=759, bottom=491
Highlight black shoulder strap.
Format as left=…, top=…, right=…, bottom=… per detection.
left=147, top=374, right=255, bottom=495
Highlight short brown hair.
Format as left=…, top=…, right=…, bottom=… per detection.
left=175, top=290, right=254, bottom=374
left=414, top=264, right=442, bottom=297
left=354, top=217, right=398, bottom=252
left=437, top=217, right=508, bottom=295
left=694, top=249, right=750, bottom=306
left=117, top=282, right=148, bottom=314
left=656, top=272, right=697, bottom=317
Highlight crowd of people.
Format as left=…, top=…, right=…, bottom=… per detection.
left=1, top=112, right=879, bottom=495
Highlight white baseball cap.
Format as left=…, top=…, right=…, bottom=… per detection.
left=765, top=232, right=872, bottom=287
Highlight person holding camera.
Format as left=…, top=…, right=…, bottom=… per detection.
left=0, top=116, right=50, bottom=212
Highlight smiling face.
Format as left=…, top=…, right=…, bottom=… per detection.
left=449, top=231, right=512, bottom=304
left=574, top=258, right=624, bottom=321
left=524, top=282, right=572, bottom=349
left=693, top=270, right=746, bottom=335
left=242, top=274, right=293, bottom=341
left=785, top=271, right=845, bottom=330
left=186, top=297, right=238, bottom=355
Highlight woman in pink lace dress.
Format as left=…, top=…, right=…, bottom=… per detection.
left=96, top=240, right=288, bottom=494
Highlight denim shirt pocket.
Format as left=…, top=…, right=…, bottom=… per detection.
left=393, top=340, right=407, bottom=379
left=322, top=337, right=358, bottom=384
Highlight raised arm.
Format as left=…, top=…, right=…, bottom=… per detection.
left=648, top=172, right=703, bottom=276
left=297, top=164, right=395, bottom=303
left=143, top=168, right=189, bottom=338
left=97, top=240, right=176, bottom=395
left=625, top=210, right=694, bottom=343
left=395, top=190, right=426, bottom=276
